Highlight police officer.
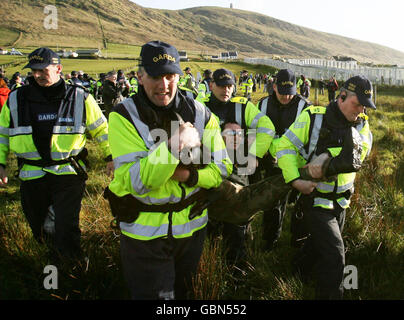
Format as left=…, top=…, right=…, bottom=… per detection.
left=197, top=69, right=213, bottom=100
left=0, top=47, right=113, bottom=261
left=275, top=75, right=374, bottom=299
left=106, top=41, right=232, bottom=300
left=239, top=70, right=253, bottom=100
left=179, top=66, right=197, bottom=92
left=254, top=69, right=311, bottom=251
left=128, top=71, right=139, bottom=95
left=199, top=68, right=274, bottom=265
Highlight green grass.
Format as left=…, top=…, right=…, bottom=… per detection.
left=0, top=55, right=403, bottom=300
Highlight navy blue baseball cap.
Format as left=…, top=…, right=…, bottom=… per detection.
left=213, top=68, right=235, bottom=86
left=343, top=75, right=376, bottom=110
left=275, top=69, right=296, bottom=95
left=139, top=41, right=183, bottom=77
left=24, top=47, right=61, bottom=69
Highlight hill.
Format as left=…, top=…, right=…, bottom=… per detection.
left=1, top=0, right=404, bottom=65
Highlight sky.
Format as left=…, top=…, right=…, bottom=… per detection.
left=131, top=0, right=404, bottom=54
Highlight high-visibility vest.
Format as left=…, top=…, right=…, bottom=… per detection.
left=258, top=95, right=310, bottom=158
left=129, top=77, right=138, bottom=94
left=108, top=95, right=232, bottom=240
left=197, top=79, right=211, bottom=100
left=276, top=105, right=372, bottom=210
left=0, top=84, right=111, bottom=181
left=239, top=77, right=253, bottom=96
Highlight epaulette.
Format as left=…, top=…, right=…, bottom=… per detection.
left=306, top=105, right=326, bottom=114
left=230, top=96, right=248, bottom=104
left=358, top=113, right=368, bottom=121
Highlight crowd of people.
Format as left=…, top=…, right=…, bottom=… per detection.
left=0, top=43, right=375, bottom=300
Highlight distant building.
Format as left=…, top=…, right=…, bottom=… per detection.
left=75, top=49, right=102, bottom=59
left=228, top=51, right=238, bottom=59
left=220, top=52, right=230, bottom=60
left=0, top=48, right=7, bottom=55
left=178, top=51, right=189, bottom=62
left=56, top=49, right=78, bottom=58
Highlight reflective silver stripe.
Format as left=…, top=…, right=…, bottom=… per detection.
left=216, top=162, right=230, bottom=177
left=44, top=164, right=77, bottom=174
left=19, top=169, right=45, bottom=179
left=295, top=99, right=306, bottom=122
left=8, top=91, right=18, bottom=128
left=120, top=222, right=168, bottom=238
left=250, top=112, right=264, bottom=129
left=235, top=103, right=242, bottom=127
left=0, top=137, right=9, bottom=145
left=306, top=114, right=323, bottom=160
left=355, top=121, right=364, bottom=132
left=51, top=148, right=82, bottom=159
left=337, top=181, right=354, bottom=193
left=121, top=98, right=155, bottom=149
left=0, top=126, right=9, bottom=135
left=194, top=100, right=206, bottom=139
left=284, top=129, right=305, bottom=155
left=129, top=161, right=150, bottom=195
left=88, top=117, right=106, bottom=131
left=185, top=90, right=193, bottom=99
left=276, top=149, right=297, bottom=158
left=204, top=80, right=211, bottom=94
left=133, top=187, right=201, bottom=205
left=313, top=197, right=333, bottom=208
left=316, top=182, right=335, bottom=192
left=74, top=88, right=85, bottom=132
left=9, top=126, right=32, bottom=136
left=96, top=134, right=108, bottom=143
left=53, top=125, right=86, bottom=134
left=212, top=149, right=228, bottom=162
left=337, top=198, right=350, bottom=208
left=15, top=151, right=41, bottom=159
left=260, top=97, right=269, bottom=115
left=113, top=151, right=148, bottom=169
left=257, top=127, right=275, bottom=137
left=172, top=214, right=208, bottom=236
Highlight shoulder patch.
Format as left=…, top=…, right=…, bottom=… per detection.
left=308, top=106, right=326, bottom=114
left=230, top=96, right=248, bottom=104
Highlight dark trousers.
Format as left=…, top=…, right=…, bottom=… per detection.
left=120, top=227, right=206, bottom=300
left=207, top=218, right=247, bottom=266
left=328, top=90, right=336, bottom=102
left=20, top=174, right=86, bottom=259
left=262, top=199, right=287, bottom=246
left=295, top=196, right=346, bottom=299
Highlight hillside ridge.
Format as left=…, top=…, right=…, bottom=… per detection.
left=1, top=0, right=403, bottom=65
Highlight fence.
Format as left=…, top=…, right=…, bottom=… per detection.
left=245, top=58, right=404, bottom=85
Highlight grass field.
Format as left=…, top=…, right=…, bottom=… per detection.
left=0, top=54, right=403, bottom=300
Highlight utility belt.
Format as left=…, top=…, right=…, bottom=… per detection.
left=313, top=188, right=353, bottom=201
left=17, top=148, right=89, bottom=180
left=103, top=186, right=208, bottom=226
